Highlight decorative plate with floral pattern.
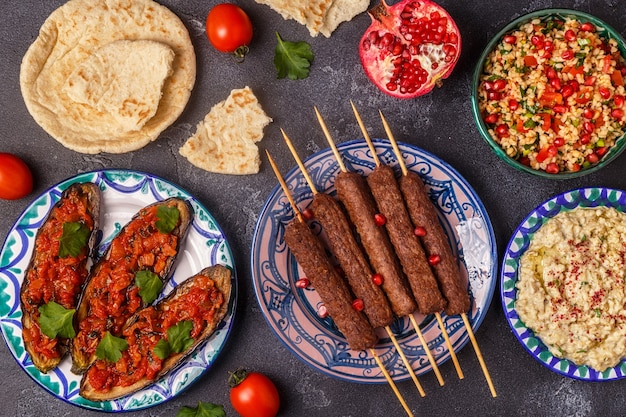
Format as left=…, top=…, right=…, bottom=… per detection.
left=0, top=170, right=236, bottom=412
left=251, top=139, right=497, bottom=383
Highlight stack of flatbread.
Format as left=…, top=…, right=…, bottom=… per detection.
left=255, top=0, right=370, bottom=37
left=179, top=87, right=272, bottom=175
left=20, top=0, right=196, bottom=154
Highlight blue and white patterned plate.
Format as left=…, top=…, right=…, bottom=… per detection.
left=502, top=187, right=626, bottom=381
left=0, top=170, right=236, bottom=412
left=251, top=139, right=497, bottom=383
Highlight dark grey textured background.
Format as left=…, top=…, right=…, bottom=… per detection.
left=2, top=0, right=626, bottom=416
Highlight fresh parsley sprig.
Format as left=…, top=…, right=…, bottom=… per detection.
left=154, top=320, right=195, bottom=360
left=135, top=270, right=163, bottom=304
left=96, top=331, right=129, bottom=363
left=155, top=205, right=180, bottom=234
left=58, top=221, right=90, bottom=258
left=38, top=301, right=76, bottom=339
left=274, top=32, right=314, bottom=80
left=177, top=401, right=225, bottom=417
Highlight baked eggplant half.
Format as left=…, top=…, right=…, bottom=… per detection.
left=20, top=182, right=101, bottom=373
left=71, top=197, right=192, bottom=374
left=79, top=264, right=232, bottom=401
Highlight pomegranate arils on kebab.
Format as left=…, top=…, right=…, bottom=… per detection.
left=360, top=0, right=461, bottom=98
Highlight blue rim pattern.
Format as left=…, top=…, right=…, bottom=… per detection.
left=251, top=139, right=498, bottom=383
left=0, top=169, right=237, bottom=412
left=501, top=187, right=626, bottom=380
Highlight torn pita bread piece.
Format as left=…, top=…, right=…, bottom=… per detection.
left=20, top=0, right=196, bottom=154
left=179, top=87, right=272, bottom=175
left=255, top=0, right=369, bottom=37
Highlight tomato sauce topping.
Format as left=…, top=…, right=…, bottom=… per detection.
left=86, top=274, right=225, bottom=392
left=21, top=188, right=94, bottom=360
left=74, top=204, right=180, bottom=361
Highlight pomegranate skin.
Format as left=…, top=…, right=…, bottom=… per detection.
left=359, top=0, right=462, bottom=99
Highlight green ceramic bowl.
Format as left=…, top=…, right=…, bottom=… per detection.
left=471, top=9, right=626, bottom=179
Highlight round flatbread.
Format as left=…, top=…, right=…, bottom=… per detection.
left=20, top=0, right=196, bottom=154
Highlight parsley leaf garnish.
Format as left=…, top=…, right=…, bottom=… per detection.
left=38, top=301, right=76, bottom=339
left=156, top=205, right=180, bottom=234
left=96, top=331, right=129, bottom=363
left=177, top=402, right=226, bottom=417
left=153, top=320, right=194, bottom=360
left=135, top=270, right=163, bottom=304
left=274, top=32, right=314, bottom=80
left=58, top=221, right=90, bottom=258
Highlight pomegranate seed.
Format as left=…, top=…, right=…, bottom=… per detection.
left=352, top=299, right=364, bottom=311
left=519, top=156, right=531, bottom=166
left=485, top=113, right=498, bottom=124
left=295, top=278, right=310, bottom=289
left=302, top=208, right=314, bottom=220
left=546, top=67, right=557, bottom=79
left=504, top=35, right=516, bottom=44
left=584, top=76, right=595, bottom=86
left=487, top=91, right=502, bottom=100
left=561, top=85, right=574, bottom=99
left=428, top=254, right=441, bottom=266
left=561, top=50, right=574, bottom=60
left=547, top=145, right=558, bottom=157
left=545, top=163, right=560, bottom=174
left=531, top=35, right=544, bottom=48
left=414, top=226, right=427, bottom=236
left=614, top=95, right=625, bottom=107
left=583, top=121, right=594, bottom=133
left=493, top=79, right=507, bottom=91
left=587, top=152, right=599, bottom=163
left=599, top=87, right=611, bottom=100
left=596, top=146, right=608, bottom=157
left=508, top=99, right=519, bottom=111
left=553, top=104, right=567, bottom=114
left=568, top=80, right=580, bottom=91
left=580, top=134, right=591, bottom=145
left=372, top=273, right=384, bottom=286
left=554, top=137, right=565, bottom=147
left=495, top=124, right=509, bottom=137
left=611, top=108, right=624, bottom=118
left=317, top=305, right=328, bottom=318
left=564, top=29, right=577, bottom=42
left=543, top=41, right=554, bottom=52
left=550, top=78, right=561, bottom=90
left=483, top=81, right=494, bottom=91
left=583, top=108, right=594, bottom=119
left=374, top=213, right=387, bottom=226
left=581, top=22, right=595, bottom=32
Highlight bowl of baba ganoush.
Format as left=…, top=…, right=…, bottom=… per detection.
left=501, top=187, right=626, bottom=380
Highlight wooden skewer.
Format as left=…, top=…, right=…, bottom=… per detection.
left=379, top=110, right=497, bottom=397
left=315, top=106, right=426, bottom=397
left=266, top=148, right=415, bottom=416
left=352, top=101, right=450, bottom=385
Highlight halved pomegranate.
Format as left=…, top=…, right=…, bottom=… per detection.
left=359, top=0, right=462, bottom=99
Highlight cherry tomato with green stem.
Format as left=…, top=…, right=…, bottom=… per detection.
left=206, top=4, right=253, bottom=61
left=228, top=369, right=279, bottom=417
left=0, top=153, right=33, bottom=200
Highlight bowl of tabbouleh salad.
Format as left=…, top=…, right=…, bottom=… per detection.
left=471, top=9, right=626, bottom=178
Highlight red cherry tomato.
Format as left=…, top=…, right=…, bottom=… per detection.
left=229, top=369, right=280, bottom=417
left=206, top=4, right=253, bottom=58
left=0, top=153, right=33, bottom=200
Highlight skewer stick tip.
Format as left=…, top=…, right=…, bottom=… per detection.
left=265, top=150, right=304, bottom=224
left=351, top=102, right=380, bottom=166
left=379, top=110, right=408, bottom=176
left=314, top=107, right=347, bottom=173
left=461, top=313, right=497, bottom=397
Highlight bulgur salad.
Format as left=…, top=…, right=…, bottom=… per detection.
left=478, top=16, right=626, bottom=174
